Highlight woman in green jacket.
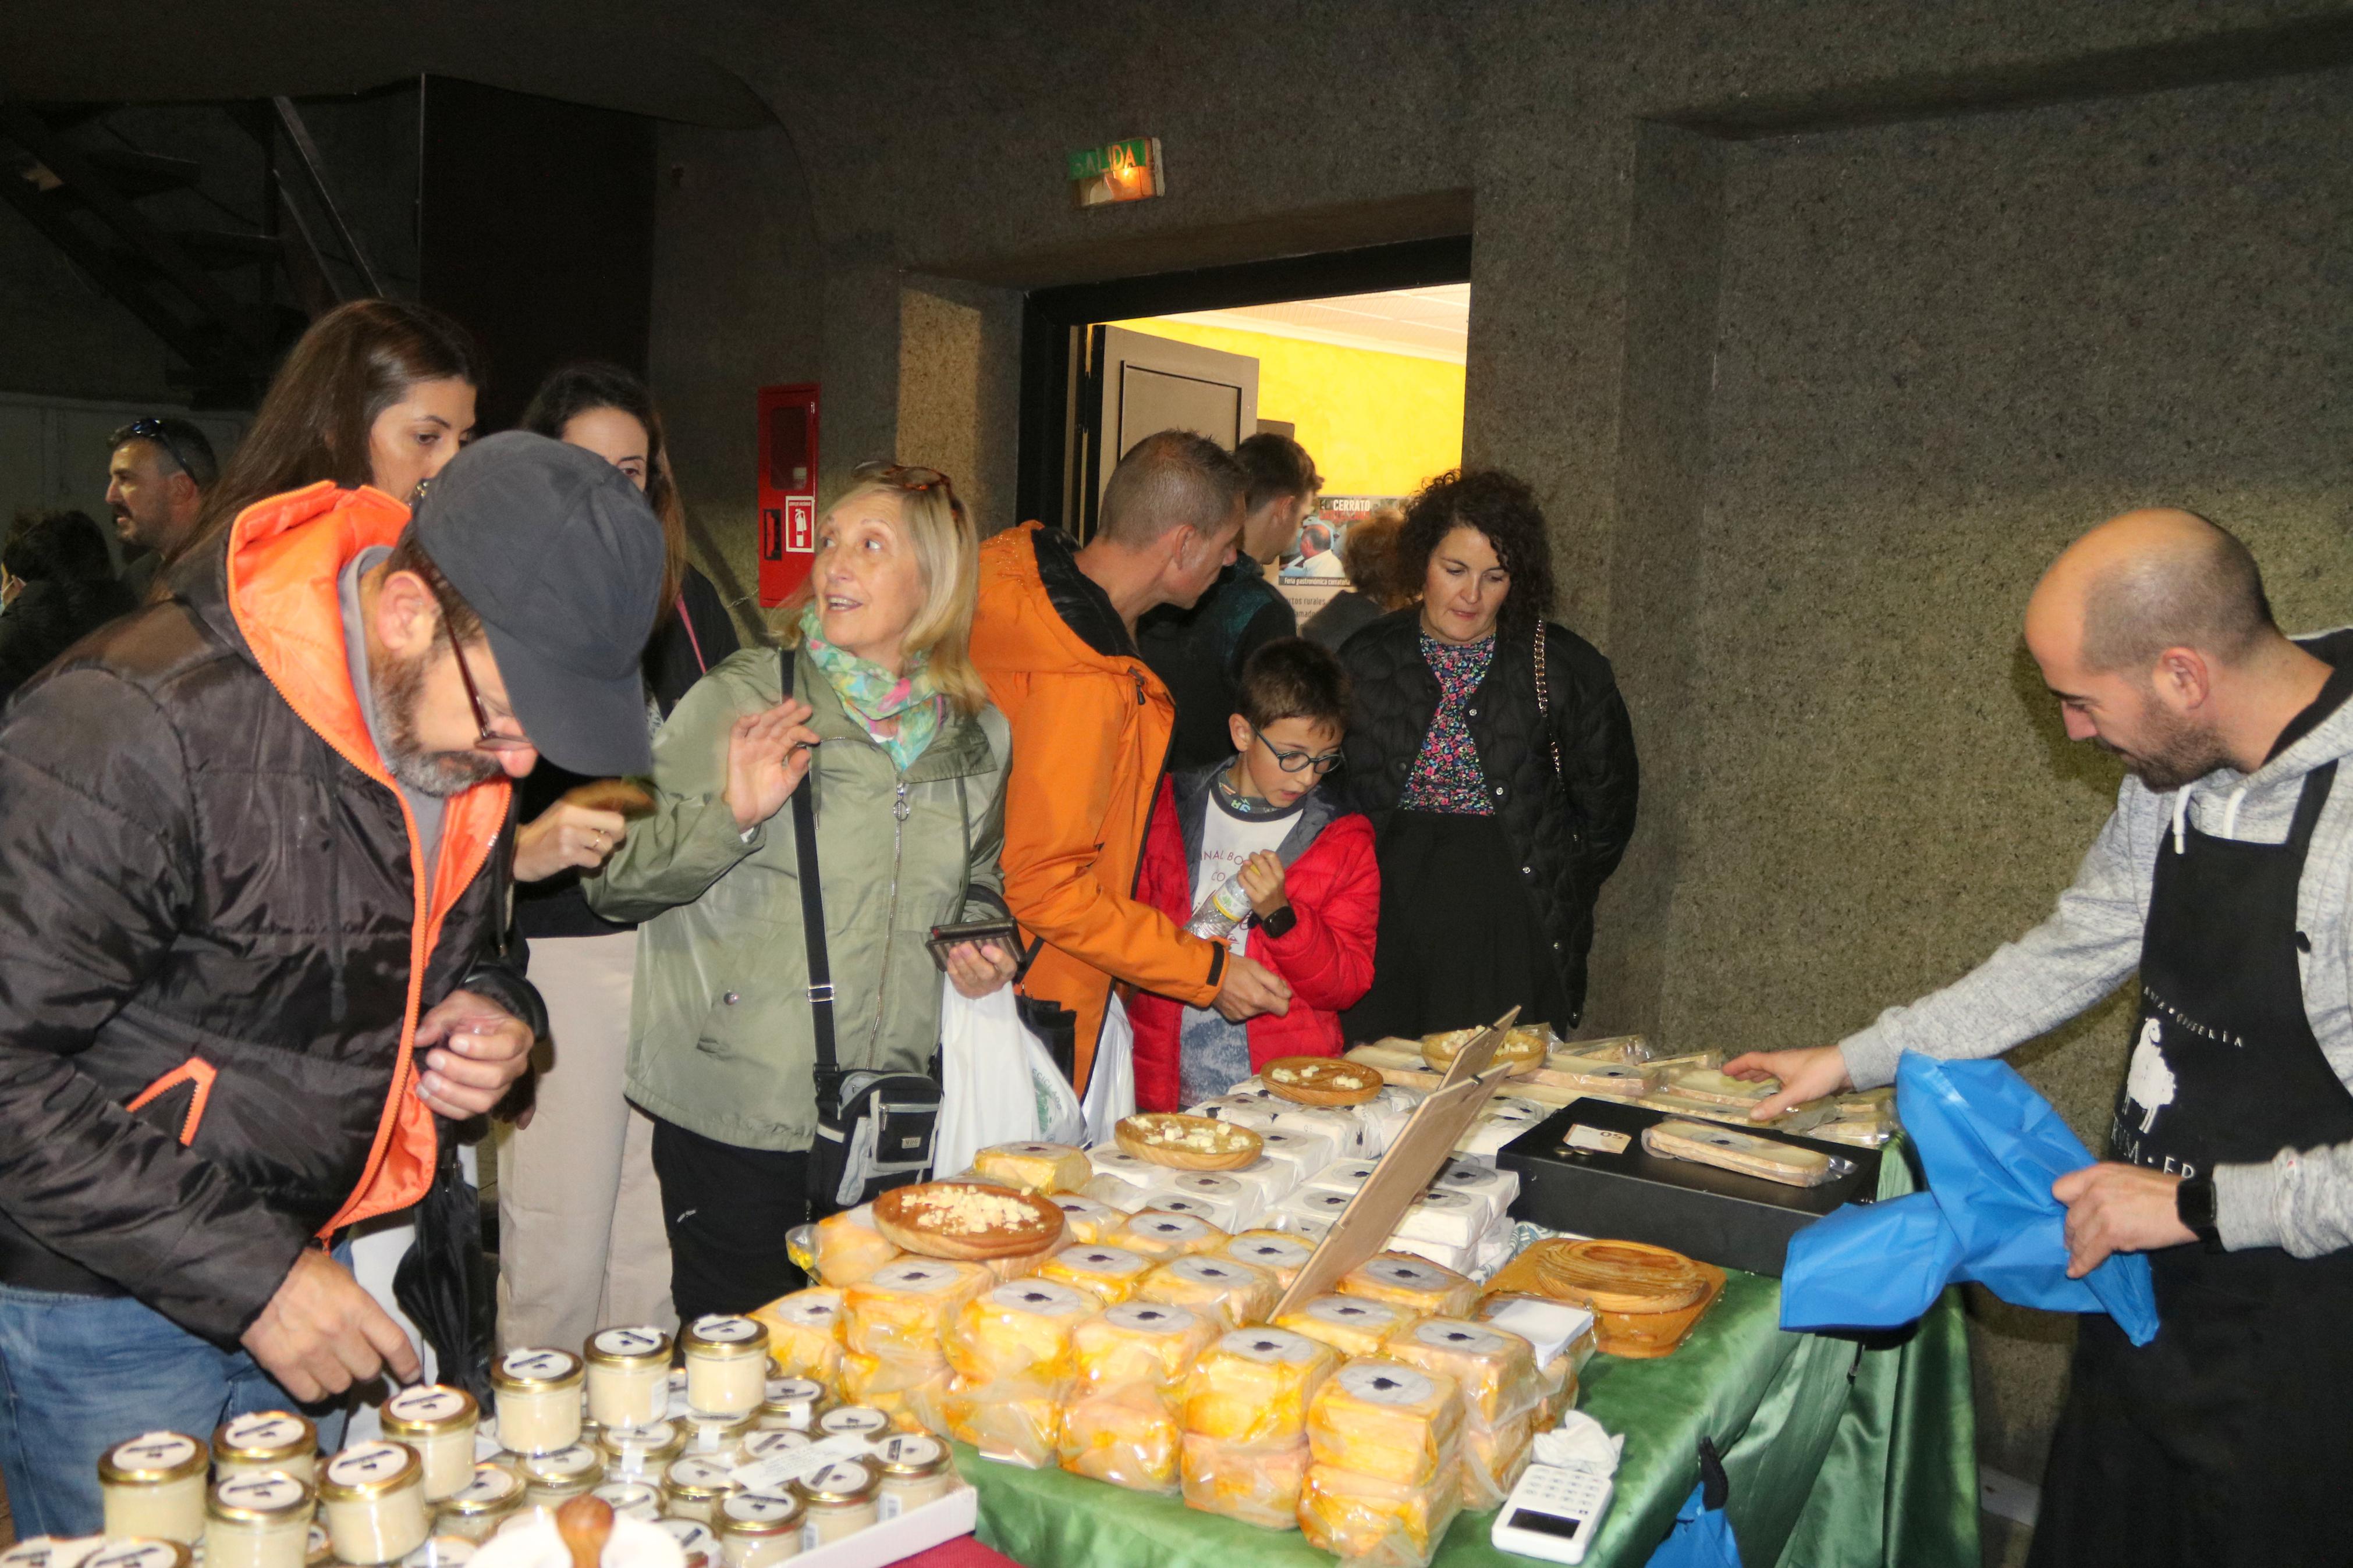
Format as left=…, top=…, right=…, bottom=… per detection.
left=587, top=464, right=1017, bottom=1318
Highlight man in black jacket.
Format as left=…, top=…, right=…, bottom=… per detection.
left=0, top=433, right=663, bottom=1534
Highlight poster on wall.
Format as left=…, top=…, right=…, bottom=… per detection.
left=1276, top=495, right=1400, bottom=623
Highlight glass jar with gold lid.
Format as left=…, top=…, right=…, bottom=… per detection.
left=788, top=1461, right=878, bottom=1549
left=754, top=1380, right=824, bottom=1435
left=204, top=1471, right=315, bottom=1568
left=870, top=1433, right=954, bottom=1518
left=654, top=1519, right=716, bottom=1568
left=0, top=1540, right=105, bottom=1568
left=812, top=1408, right=888, bottom=1443
left=660, top=1455, right=740, bottom=1524
left=680, top=1317, right=769, bottom=1417
left=598, top=1420, right=684, bottom=1484
left=394, top=1538, right=475, bottom=1568
left=712, top=1491, right=802, bottom=1568
left=679, top=1411, right=754, bottom=1457
left=583, top=1328, right=673, bottom=1429
left=430, top=1463, right=523, bottom=1544
left=99, top=1432, right=211, bottom=1542
left=516, top=1444, right=602, bottom=1510
left=380, top=1387, right=478, bottom=1502
left=488, top=1350, right=584, bottom=1457
left=587, top=1481, right=661, bottom=1523
left=317, top=1441, right=428, bottom=1567
left=732, top=1430, right=810, bottom=1471
left=212, top=1414, right=318, bottom=1487
left=84, top=1542, right=194, bottom=1568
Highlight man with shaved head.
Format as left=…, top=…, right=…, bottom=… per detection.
left=1732, top=507, right=2353, bottom=1564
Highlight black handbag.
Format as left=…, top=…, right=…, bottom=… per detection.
left=780, top=649, right=943, bottom=1218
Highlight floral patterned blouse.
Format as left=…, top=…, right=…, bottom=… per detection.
left=1400, top=632, right=1496, bottom=813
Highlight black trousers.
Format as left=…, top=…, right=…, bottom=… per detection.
left=648, top=1117, right=810, bottom=1322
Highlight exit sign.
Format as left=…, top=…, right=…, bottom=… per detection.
left=1069, top=137, right=1165, bottom=207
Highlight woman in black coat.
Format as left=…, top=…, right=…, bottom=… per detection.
left=1336, top=470, right=1638, bottom=1040
left=0, top=510, right=136, bottom=704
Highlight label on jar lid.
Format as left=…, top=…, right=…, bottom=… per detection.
left=815, top=1407, right=889, bottom=1437
left=655, top=1520, right=715, bottom=1557
left=86, top=1544, right=181, bottom=1568
left=687, top=1314, right=762, bottom=1345
left=105, top=1432, right=203, bottom=1480
left=739, top=1430, right=811, bottom=1463
left=445, top=1466, right=521, bottom=1509
left=590, top=1482, right=659, bottom=1517
left=1336, top=1361, right=1439, bottom=1407
left=1102, top=1302, right=1194, bottom=1334
left=527, top=1443, right=602, bottom=1480
left=872, top=1434, right=943, bottom=1471
left=1220, top=1327, right=1321, bottom=1365
left=384, top=1385, right=473, bottom=1428
left=665, top=1455, right=736, bottom=1494
left=495, top=1348, right=581, bottom=1385
left=212, top=1471, right=309, bottom=1517
left=984, top=1281, right=1089, bottom=1316
left=219, top=1412, right=310, bottom=1454
left=719, top=1492, right=800, bottom=1528
left=762, top=1377, right=824, bottom=1406
left=1410, top=1320, right=1511, bottom=1356
left=606, top=1418, right=680, bottom=1454
left=308, top=1523, right=331, bottom=1563
left=2, top=1539, right=105, bottom=1568
left=398, top=1539, right=476, bottom=1568
left=793, top=1460, right=875, bottom=1504
left=1230, top=1235, right=1310, bottom=1267
left=328, top=1442, right=415, bottom=1488
left=591, top=1327, right=671, bottom=1360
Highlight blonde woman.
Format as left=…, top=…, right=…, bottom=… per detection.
left=587, top=463, right=1014, bottom=1317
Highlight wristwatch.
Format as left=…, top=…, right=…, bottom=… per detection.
left=1255, top=905, right=1298, bottom=940
left=2175, top=1174, right=2222, bottom=1249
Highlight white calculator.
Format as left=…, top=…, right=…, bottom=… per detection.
left=1490, top=1462, right=1616, bottom=1564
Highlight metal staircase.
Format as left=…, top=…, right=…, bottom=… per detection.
left=1, top=98, right=386, bottom=407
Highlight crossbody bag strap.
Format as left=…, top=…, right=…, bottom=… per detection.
left=1534, top=621, right=1564, bottom=783
left=781, top=647, right=843, bottom=1112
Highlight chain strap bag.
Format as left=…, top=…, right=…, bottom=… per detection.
left=780, top=649, right=943, bottom=1218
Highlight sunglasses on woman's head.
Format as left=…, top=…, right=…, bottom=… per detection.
left=852, top=461, right=967, bottom=524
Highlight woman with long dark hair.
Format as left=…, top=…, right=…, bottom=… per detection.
left=1337, top=469, right=1639, bottom=1040
left=495, top=362, right=741, bottom=1352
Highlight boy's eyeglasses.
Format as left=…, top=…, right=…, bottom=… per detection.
left=423, top=577, right=534, bottom=753
left=1252, top=728, right=1344, bottom=776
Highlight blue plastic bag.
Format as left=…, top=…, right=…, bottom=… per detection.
left=1781, top=1053, right=2159, bottom=1345
left=1645, top=1439, right=1742, bottom=1568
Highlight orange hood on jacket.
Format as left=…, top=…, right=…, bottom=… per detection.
left=225, top=481, right=513, bottom=1232
left=970, top=522, right=1224, bottom=1091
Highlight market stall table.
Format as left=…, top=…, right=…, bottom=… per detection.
left=953, top=1143, right=1976, bottom=1568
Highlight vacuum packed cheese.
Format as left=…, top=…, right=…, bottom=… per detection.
left=1117, top=1211, right=1226, bottom=1261
left=1275, top=1294, right=1418, bottom=1360
left=1382, top=1319, right=1540, bottom=1428
left=1192, top=1091, right=1286, bottom=1133
left=750, top=1288, right=846, bottom=1384
left=1070, top=1302, right=1220, bottom=1396
left=1046, top=1193, right=1122, bottom=1246
left=985, top=1246, right=1052, bottom=1284
left=1135, top=1255, right=1277, bottom=1330
left=1305, top=1360, right=1464, bottom=1486
left=1222, top=1231, right=1314, bottom=1290
left=1276, top=1188, right=1358, bottom=1232
left=1304, top=1160, right=1380, bottom=1197
left=1087, top=1147, right=1170, bottom=1193
left=1270, top=1104, right=1366, bottom=1160
left=839, top=1347, right=942, bottom=1400
left=843, top=1259, right=993, bottom=1362
left=942, top=1382, right=1062, bottom=1470
left=1082, top=1175, right=1158, bottom=1214
left=1220, top=1154, right=1298, bottom=1210
left=1337, top=1253, right=1478, bottom=1318
left=1037, top=1244, right=1154, bottom=1306
left=1180, top=1434, right=1310, bottom=1530
left=1458, top=1410, right=1536, bottom=1508
left=1057, top=1389, right=1181, bottom=1493
left=1395, top=1188, right=1487, bottom=1251
left=975, top=1142, right=1093, bottom=1194
left=1298, top=1461, right=1465, bottom=1568
left=1277, top=1211, right=1335, bottom=1245
left=943, top=1280, right=1092, bottom=1385
left=1431, top=1159, right=1519, bottom=1227
left=813, top=1206, right=903, bottom=1287
left=865, top=1367, right=954, bottom=1434
left=1157, top=1171, right=1255, bottom=1232
left=1254, top=1126, right=1339, bottom=1179
left=1181, top=1327, right=1337, bottom=1446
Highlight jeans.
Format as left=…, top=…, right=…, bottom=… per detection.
left=0, top=1260, right=350, bottom=1537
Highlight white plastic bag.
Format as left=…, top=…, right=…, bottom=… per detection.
left=936, top=977, right=1085, bottom=1175
left=1080, top=990, right=1137, bottom=1146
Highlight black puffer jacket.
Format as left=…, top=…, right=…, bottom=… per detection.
left=1337, top=609, right=1639, bottom=1026
left=0, top=483, right=540, bottom=1344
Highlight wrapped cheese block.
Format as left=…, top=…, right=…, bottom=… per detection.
left=1336, top=1254, right=1478, bottom=1318
left=1057, top=1388, right=1182, bottom=1493
left=1116, top=1211, right=1226, bottom=1261
left=750, top=1288, right=845, bottom=1383
left=1458, top=1410, right=1536, bottom=1508
left=1180, top=1434, right=1310, bottom=1530
left=1046, top=1193, right=1122, bottom=1246
left=985, top=1247, right=1052, bottom=1284
left=869, top=1367, right=955, bottom=1434
left=1275, top=1294, right=1418, bottom=1360
left=1037, top=1245, right=1154, bottom=1306
left=1070, top=1302, right=1220, bottom=1396
left=1394, top=1188, right=1486, bottom=1251
left=1082, top=1174, right=1159, bottom=1214
left=1222, top=1231, right=1314, bottom=1291
left=1135, top=1255, right=1277, bottom=1331
left=1298, top=1462, right=1465, bottom=1568
left=839, top=1348, right=939, bottom=1399
left=1158, top=1171, right=1255, bottom=1232
left=1278, top=1212, right=1335, bottom=1245
left=812, top=1206, right=903, bottom=1287
left=974, top=1142, right=1093, bottom=1194
left=1306, top=1360, right=1463, bottom=1486
left=1381, top=1320, right=1540, bottom=1428
left=1430, top=1160, right=1518, bottom=1228
left=1087, top=1147, right=1169, bottom=1193
left=1303, top=1160, right=1380, bottom=1197
left=1387, top=1235, right=1473, bottom=1275
left=1181, top=1328, right=1337, bottom=1446
left=1475, top=1297, right=1594, bottom=1421
left=1151, top=1194, right=1240, bottom=1236
left=1270, top=1104, right=1365, bottom=1160
left=1276, top=1188, right=1357, bottom=1232
left=1254, top=1126, right=1338, bottom=1180
left=1221, top=1154, right=1297, bottom=1211
left=943, top=1280, right=1092, bottom=1385
left=843, top=1259, right=993, bottom=1362
left=942, top=1381, right=1062, bottom=1470
left=1192, top=1090, right=1285, bottom=1133
left=1356, top=1089, right=1422, bottom=1157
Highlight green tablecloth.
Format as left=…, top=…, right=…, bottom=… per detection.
left=957, top=1144, right=1978, bottom=1568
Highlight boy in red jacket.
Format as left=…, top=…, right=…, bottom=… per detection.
left=1133, top=638, right=1380, bottom=1110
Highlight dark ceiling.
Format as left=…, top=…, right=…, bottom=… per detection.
left=0, top=0, right=783, bottom=127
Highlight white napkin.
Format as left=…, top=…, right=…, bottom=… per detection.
left=1531, top=1411, right=1623, bottom=1474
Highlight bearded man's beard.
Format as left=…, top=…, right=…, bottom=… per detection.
left=374, top=644, right=503, bottom=797
left=2093, top=694, right=2232, bottom=793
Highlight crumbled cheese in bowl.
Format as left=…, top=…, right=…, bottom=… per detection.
left=895, top=1183, right=1053, bottom=1239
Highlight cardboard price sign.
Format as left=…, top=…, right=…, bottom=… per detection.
left=1272, top=1008, right=1522, bottom=1318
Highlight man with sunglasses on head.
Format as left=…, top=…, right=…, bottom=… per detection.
left=0, top=431, right=663, bottom=1535
left=107, top=416, right=218, bottom=599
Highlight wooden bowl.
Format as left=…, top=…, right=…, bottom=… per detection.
left=1534, top=1239, right=1711, bottom=1314
left=1114, top=1112, right=1264, bottom=1171
left=871, top=1181, right=1067, bottom=1260
left=1262, top=1057, right=1385, bottom=1107
left=1421, top=1027, right=1546, bottom=1078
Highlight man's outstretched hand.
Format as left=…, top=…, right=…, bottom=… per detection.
left=1724, top=1044, right=1854, bottom=1121
left=242, top=1248, right=419, bottom=1402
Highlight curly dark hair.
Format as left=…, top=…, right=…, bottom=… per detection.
left=1396, top=468, right=1556, bottom=634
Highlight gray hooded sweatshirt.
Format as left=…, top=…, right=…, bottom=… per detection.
left=1839, top=632, right=2353, bottom=1258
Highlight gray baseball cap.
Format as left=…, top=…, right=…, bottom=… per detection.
left=410, top=431, right=663, bottom=776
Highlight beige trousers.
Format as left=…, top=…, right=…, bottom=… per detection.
left=495, top=930, right=675, bottom=1351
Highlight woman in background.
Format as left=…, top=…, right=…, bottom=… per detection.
left=1303, top=502, right=1412, bottom=652
left=496, top=362, right=741, bottom=1353
left=1338, top=469, right=1639, bottom=1041
left=0, top=510, right=136, bottom=702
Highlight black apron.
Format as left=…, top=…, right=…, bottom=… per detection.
left=2031, top=763, right=2353, bottom=1568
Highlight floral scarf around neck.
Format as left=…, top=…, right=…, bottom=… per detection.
left=798, top=603, right=943, bottom=770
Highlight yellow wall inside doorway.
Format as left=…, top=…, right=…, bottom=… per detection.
left=1104, top=318, right=1463, bottom=497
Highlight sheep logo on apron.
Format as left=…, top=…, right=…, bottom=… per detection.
left=2123, top=1016, right=2177, bottom=1135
